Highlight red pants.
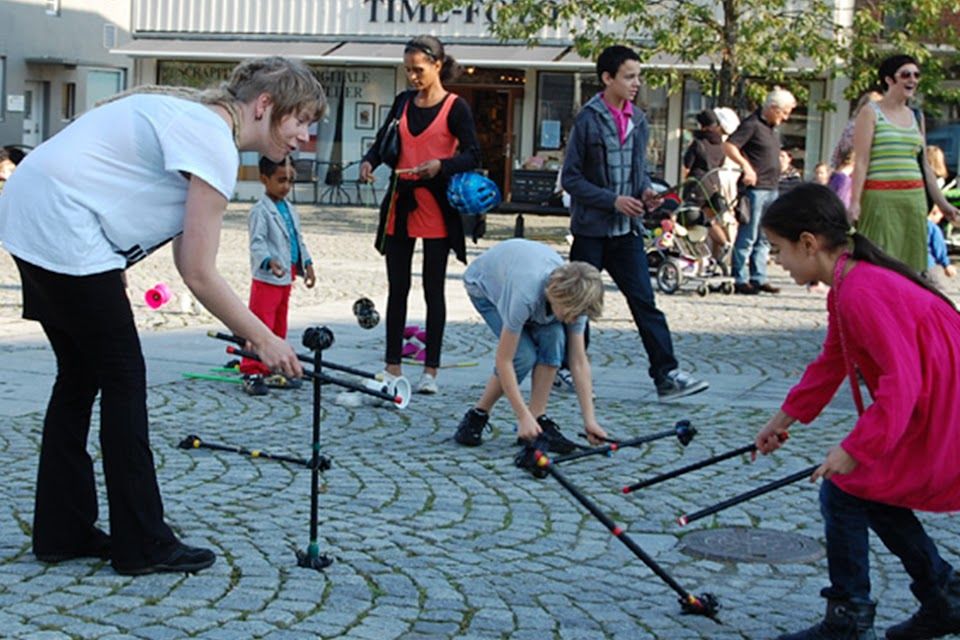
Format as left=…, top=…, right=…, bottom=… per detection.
left=240, top=268, right=295, bottom=375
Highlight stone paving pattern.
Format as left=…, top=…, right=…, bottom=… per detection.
left=1, top=205, right=959, bottom=639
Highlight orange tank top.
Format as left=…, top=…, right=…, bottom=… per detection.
left=387, top=93, right=459, bottom=239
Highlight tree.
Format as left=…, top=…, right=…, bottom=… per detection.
left=844, top=0, right=960, bottom=113
left=421, top=0, right=843, bottom=106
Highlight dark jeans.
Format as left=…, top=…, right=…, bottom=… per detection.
left=570, top=232, right=678, bottom=384
left=820, top=479, right=953, bottom=603
left=14, top=258, right=178, bottom=569
left=384, top=235, right=450, bottom=369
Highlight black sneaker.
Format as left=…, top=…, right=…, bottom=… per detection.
left=113, top=543, right=216, bottom=576
left=242, top=374, right=269, bottom=396
left=454, top=408, right=489, bottom=446
left=656, top=370, right=709, bottom=400
left=535, top=415, right=578, bottom=454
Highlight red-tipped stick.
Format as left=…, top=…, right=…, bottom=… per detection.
left=209, top=330, right=378, bottom=380
left=533, top=450, right=720, bottom=621
left=677, top=464, right=819, bottom=527
left=225, top=346, right=401, bottom=405
left=623, top=444, right=757, bottom=494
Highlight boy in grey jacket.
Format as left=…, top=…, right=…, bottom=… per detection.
left=562, top=45, right=707, bottom=400
left=240, top=156, right=316, bottom=395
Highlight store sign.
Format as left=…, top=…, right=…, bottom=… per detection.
left=365, top=0, right=495, bottom=25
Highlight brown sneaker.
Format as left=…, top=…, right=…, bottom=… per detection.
left=752, top=282, right=781, bottom=294
left=734, top=282, right=759, bottom=295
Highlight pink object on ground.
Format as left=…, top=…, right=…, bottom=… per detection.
left=144, top=283, right=172, bottom=309
left=403, top=324, right=421, bottom=339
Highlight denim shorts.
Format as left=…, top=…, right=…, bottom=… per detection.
left=470, top=294, right=565, bottom=383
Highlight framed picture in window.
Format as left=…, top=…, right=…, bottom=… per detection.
left=378, top=104, right=392, bottom=129
left=355, top=101, right=375, bottom=130
left=361, top=136, right=376, bottom=156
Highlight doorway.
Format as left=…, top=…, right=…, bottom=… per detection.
left=22, top=81, right=45, bottom=148
left=448, top=83, right=524, bottom=200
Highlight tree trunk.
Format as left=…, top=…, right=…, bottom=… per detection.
left=719, top=0, right=738, bottom=107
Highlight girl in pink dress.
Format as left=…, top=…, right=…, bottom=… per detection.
left=754, top=183, right=960, bottom=640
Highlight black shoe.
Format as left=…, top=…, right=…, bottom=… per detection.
left=113, top=543, right=216, bottom=576
left=454, top=408, right=489, bottom=446
left=886, top=574, right=960, bottom=640
left=243, top=374, right=269, bottom=396
left=734, top=282, right=759, bottom=295
left=777, top=598, right=877, bottom=640
left=752, top=281, right=781, bottom=294
left=35, top=528, right=111, bottom=563
left=535, top=415, right=578, bottom=454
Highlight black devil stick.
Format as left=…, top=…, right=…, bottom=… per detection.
left=677, top=464, right=819, bottom=527
left=208, top=331, right=377, bottom=381
left=551, top=420, right=697, bottom=465
left=624, top=433, right=789, bottom=494
left=177, top=434, right=328, bottom=469
left=224, top=346, right=402, bottom=405
left=623, top=444, right=756, bottom=494
left=528, top=448, right=720, bottom=621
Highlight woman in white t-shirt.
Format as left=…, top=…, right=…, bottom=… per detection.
left=0, top=57, right=326, bottom=576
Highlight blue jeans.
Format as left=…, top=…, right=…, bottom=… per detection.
left=469, top=295, right=565, bottom=383
left=820, top=480, right=954, bottom=603
left=570, top=232, right=677, bottom=384
left=732, top=188, right=777, bottom=285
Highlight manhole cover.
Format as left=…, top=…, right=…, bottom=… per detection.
left=680, top=527, right=824, bottom=564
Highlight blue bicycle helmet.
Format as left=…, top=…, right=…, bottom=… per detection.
left=446, top=172, right=501, bottom=215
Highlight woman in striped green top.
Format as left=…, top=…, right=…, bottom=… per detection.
left=849, top=54, right=959, bottom=272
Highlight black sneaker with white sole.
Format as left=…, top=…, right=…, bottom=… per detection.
left=656, top=370, right=709, bottom=400
left=534, top=415, right=578, bottom=454
left=454, top=408, right=489, bottom=446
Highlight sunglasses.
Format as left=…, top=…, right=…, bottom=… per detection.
left=897, top=70, right=921, bottom=80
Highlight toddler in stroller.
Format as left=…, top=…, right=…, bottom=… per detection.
left=645, top=176, right=735, bottom=296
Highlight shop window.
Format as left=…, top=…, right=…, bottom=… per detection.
left=62, top=83, right=76, bottom=121
left=85, top=69, right=124, bottom=112
left=45, top=0, right=60, bottom=16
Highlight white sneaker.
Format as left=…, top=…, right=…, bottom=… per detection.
left=552, top=369, right=576, bottom=394
left=415, top=372, right=438, bottom=395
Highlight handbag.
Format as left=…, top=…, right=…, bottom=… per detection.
left=377, top=92, right=410, bottom=169
left=911, top=107, right=935, bottom=213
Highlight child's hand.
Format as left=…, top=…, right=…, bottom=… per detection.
left=945, top=264, right=957, bottom=278
left=517, top=413, right=542, bottom=442
left=412, top=159, right=441, bottom=179
left=304, top=264, right=316, bottom=288
left=359, top=161, right=375, bottom=183
left=269, top=260, right=285, bottom=277
left=811, top=445, right=858, bottom=482
left=754, top=410, right=792, bottom=458
left=583, top=420, right=608, bottom=445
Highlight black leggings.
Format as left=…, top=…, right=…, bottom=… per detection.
left=384, top=235, right=450, bottom=368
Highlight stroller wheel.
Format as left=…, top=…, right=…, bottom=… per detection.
left=721, top=281, right=735, bottom=295
left=657, top=259, right=682, bottom=294
left=696, top=284, right=708, bottom=297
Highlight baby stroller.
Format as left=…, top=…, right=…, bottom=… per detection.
left=645, top=171, right=735, bottom=296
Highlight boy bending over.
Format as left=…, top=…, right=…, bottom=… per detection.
left=454, top=239, right=607, bottom=452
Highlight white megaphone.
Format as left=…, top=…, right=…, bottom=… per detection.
left=364, top=375, right=412, bottom=410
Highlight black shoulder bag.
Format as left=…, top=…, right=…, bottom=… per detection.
left=377, top=92, right=411, bottom=169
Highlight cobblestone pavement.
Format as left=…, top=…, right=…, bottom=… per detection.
left=1, top=205, right=959, bottom=639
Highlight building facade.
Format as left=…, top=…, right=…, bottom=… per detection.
left=0, top=0, right=133, bottom=149
left=113, top=0, right=858, bottom=200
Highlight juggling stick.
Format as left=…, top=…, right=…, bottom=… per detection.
left=516, top=443, right=721, bottom=622
left=551, top=420, right=697, bottom=465
left=624, top=434, right=789, bottom=494
left=677, top=465, right=819, bottom=527
left=177, top=434, right=325, bottom=469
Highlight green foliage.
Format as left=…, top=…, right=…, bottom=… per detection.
left=421, top=0, right=843, bottom=106
left=844, top=0, right=960, bottom=111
